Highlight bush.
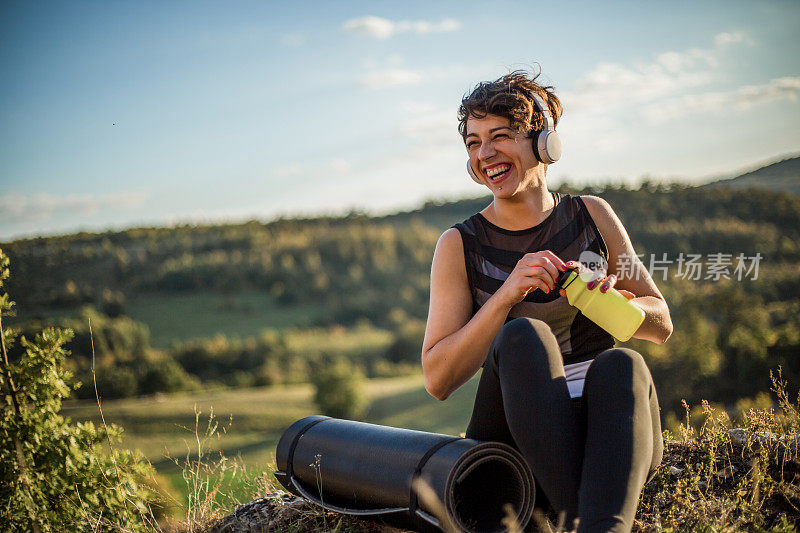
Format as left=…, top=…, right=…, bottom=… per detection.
left=385, top=319, right=426, bottom=364
left=95, top=365, right=139, bottom=398
left=0, top=249, right=160, bottom=531
left=311, top=358, right=367, bottom=419
left=137, top=357, right=199, bottom=395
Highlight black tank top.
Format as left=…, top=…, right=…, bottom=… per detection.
left=453, top=192, right=615, bottom=364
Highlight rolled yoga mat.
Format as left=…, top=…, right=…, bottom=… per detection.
left=274, top=415, right=535, bottom=533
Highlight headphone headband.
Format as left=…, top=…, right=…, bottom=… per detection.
left=529, top=92, right=555, bottom=132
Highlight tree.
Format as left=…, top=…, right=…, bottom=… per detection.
left=311, top=358, right=368, bottom=419
left=0, top=249, right=159, bottom=531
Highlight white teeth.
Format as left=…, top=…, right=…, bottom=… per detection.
left=486, top=164, right=511, bottom=178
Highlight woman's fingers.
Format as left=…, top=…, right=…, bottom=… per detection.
left=515, top=265, right=558, bottom=290
left=599, top=274, right=617, bottom=293
left=517, top=253, right=566, bottom=281
left=565, top=260, right=592, bottom=278
left=521, top=251, right=566, bottom=271
left=585, top=269, right=607, bottom=290
left=539, top=250, right=567, bottom=271
left=514, top=275, right=551, bottom=295
left=543, top=258, right=561, bottom=281
left=618, top=289, right=636, bottom=300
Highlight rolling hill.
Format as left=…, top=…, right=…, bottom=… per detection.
left=701, top=155, right=800, bottom=194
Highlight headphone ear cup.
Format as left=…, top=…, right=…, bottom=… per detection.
left=466, top=160, right=482, bottom=184
left=530, top=131, right=544, bottom=163
left=542, top=130, right=562, bottom=164
left=531, top=130, right=562, bottom=165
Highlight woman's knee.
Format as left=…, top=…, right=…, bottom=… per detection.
left=585, top=348, right=652, bottom=390
left=490, top=318, right=559, bottom=367
left=494, top=318, right=553, bottom=349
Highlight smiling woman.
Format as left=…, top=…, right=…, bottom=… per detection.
left=421, top=69, right=673, bottom=533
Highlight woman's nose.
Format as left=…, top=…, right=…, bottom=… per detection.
left=478, top=140, right=496, bottom=159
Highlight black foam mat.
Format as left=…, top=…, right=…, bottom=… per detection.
left=275, top=415, right=534, bottom=532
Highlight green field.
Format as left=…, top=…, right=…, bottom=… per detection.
left=61, top=372, right=480, bottom=516
left=124, top=290, right=323, bottom=347
left=8, top=290, right=325, bottom=348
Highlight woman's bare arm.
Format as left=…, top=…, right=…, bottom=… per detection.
left=421, top=228, right=566, bottom=400
left=421, top=229, right=509, bottom=400
left=581, top=195, right=673, bottom=344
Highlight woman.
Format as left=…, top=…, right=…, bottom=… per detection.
left=421, top=70, right=673, bottom=533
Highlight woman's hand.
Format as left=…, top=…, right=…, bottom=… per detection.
left=495, top=251, right=567, bottom=309
left=558, top=260, right=636, bottom=300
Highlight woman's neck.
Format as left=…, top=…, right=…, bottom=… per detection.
left=482, top=185, right=555, bottom=231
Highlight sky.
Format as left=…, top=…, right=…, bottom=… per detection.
left=1, top=0, right=799, bottom=241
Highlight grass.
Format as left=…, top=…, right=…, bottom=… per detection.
left=61, top=372, right=480, bottom=520
left=59, top=366, right=800, bottom=531
left=632, top=370, right=800, bottom=532
left=64, top=362, right=800, bottom=531
left=124, top=290, right=323, bottom=347
left=192, top=370, right=800, bottom=533
left=7, top=290, right=326, bottom=348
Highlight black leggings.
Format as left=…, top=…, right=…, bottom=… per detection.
left=465, top=318, right=663, bottom=533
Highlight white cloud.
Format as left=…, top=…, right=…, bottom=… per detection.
left=655, top=47, right=716, bottom=74
left=399, top=108, right=456, bottom=146
left=553, top=30, right=782, bottom=164
left=0, top=190, right=149, bottom=223
left=359, top=68, right=422, bottom=90
left=714, top=31, right=753, bottom=47
left=342, top=16, right=460, bottom=39
left=642, top=76, right=800, bottom=123
left=344, top=16, right=395, bottom=39
left=563, top=30, right=752, bottom=114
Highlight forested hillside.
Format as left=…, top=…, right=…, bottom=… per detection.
left=3, top=179, right=800, bottom=426
left=701, top=155, right=800, bottom=195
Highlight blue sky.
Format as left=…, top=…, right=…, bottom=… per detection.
left=1, top=0, right=798, bottom=240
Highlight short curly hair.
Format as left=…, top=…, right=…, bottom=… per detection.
left=457, top=69, right=563, bottom=143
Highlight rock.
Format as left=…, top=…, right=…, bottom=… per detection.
left=668, top=466, right=683, bottom=476
left=756, top=431, right=777, bottom=444
left=787, top=436, right=800, bottom=455
left=204, top=491, right=408, bottom=533
left=728, top=428, right=748, bottom=446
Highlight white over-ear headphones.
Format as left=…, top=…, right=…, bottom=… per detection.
left=466, top=92, right=562, bottom=184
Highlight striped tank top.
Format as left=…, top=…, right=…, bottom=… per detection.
left=453, top=192, right=615, bottom=398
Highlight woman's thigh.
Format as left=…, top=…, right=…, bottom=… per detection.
left=465, top=317, right=585, bottom=522
left=577, top=348, right=663, bottom=531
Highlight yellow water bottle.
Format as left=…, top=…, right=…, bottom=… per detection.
left=557, top=269, right=645, bottom=341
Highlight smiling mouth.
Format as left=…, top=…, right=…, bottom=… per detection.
left=485, top=163, right=512, bottom=182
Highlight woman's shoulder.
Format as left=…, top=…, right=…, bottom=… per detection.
left=576, top=194, right=617, bottom=220
left=437, top=227, right=464, bottom=253
left=576, top=194, right=609, bottom=208
left=431, top=227, right=468, bottom=283
left=575, top=195, right=627, bottom=244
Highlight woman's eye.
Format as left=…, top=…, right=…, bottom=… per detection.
left=493, top=134, right=509, bottom=141
left=466, top=142, right=477, bottom=149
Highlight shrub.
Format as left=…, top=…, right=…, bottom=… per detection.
left=137, top=357, right=199, bottom=395
left=385, top=319, right=426, bottom=364
left=311, top=358, right=367, bottom=419
left=0, top=249, right=160, bottom=531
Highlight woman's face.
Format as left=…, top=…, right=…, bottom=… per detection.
left=465, top=114, right=540, bottom=196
